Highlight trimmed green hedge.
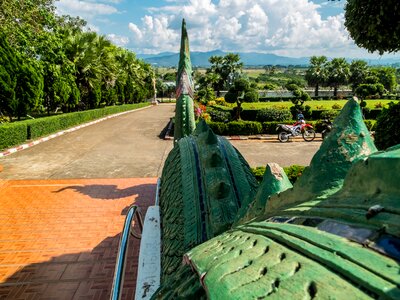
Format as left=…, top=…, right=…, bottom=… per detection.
left=0, top=123, right=27, bottom=150
left=0, top=103, right=150, bottom=150
left=26, top=103, right=149, bottom=139
left=208, top=119, right=376, bottom=135
left=212, top=106, right=383, bottom=121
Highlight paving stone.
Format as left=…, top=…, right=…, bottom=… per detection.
left=0, top=178, right=156, bottom=299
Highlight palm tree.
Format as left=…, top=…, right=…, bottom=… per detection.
left=305, top=56, right=327, bottom=97
left=349, top=60, right=368, bottom=91
left=326, top=58, right=350, bottom=98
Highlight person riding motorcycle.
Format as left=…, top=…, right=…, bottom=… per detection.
left=292, top=113, right=305, bottom=133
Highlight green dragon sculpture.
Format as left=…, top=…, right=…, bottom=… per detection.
left=174, top=19, right=196, bottom=142
left=152, top=21, right=400, bottom=299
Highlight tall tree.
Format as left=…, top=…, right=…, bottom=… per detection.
left=207, top=53, right=243, bottom=96
left=349, top=60, right=369, bottom=91
left=305, top=56, right=327, bottom=97
left=372, top=67, right=398, bottom=93
left=344, top=0, right=400, bottom=54
left=326, top=58, right=350, bottom=97
left=0, top=34, right=43, bottom=120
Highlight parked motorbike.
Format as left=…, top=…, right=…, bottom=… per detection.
left=276, top=121, right=316, bottom=142
left=321, top=119, right=333, bottom=140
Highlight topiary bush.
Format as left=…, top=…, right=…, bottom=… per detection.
left=256, top=108, right=292, bottom=122
left=374, top=102, right=400, bottom=149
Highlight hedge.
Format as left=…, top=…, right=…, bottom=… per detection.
left=0, top=122, right=28, bottom=150
left=0, top=103, right=150, bottom=150
left=27, top=103, right=150, bottom=139
left=251, top=165, right=305, bottom=184
left=207, top=119, right=376, bottom=135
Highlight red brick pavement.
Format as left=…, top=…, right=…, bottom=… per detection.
left=0, top=178, right=156, bottom=299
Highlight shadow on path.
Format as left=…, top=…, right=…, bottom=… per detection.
left=55, top=183, right=155, bottom=201
left=0, top=181, right=155, bottom=299
left=0, top=233, right=141, bottom=299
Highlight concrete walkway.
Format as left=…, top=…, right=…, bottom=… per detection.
left=0, top=104, right=175, bottom=180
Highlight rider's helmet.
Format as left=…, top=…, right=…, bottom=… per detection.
left=297, top=113, right=305, bottom=120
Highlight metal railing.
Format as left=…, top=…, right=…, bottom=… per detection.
left=110, top=205, right=143, bottom=300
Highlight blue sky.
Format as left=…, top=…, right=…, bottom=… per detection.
left=56, top=0, right=399, bottom=59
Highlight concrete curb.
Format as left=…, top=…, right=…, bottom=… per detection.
left=0, top=105, right=152, bottom=158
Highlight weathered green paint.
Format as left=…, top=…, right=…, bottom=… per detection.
left=153, top=97, right=400, bottom=299
left=173, top=94, right=195, bottom=142
left=159, top=121, right=258, bottom=281
left=185, top=225, right=399, bottom=299
left=266, top=98, right=378, bottom=213
left=174, top=19, right=195, bottom=142
left=237, top=163, right=292, bottom=225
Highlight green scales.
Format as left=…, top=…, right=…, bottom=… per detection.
left=154, top=20, right=400, bottom=299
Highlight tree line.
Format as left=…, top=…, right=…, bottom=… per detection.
left=0, top=0, right=154, bottom=121
left=305, top=56, right=397, bottom=98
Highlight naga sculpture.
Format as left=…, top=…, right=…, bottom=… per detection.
left=174, top=19, right=196, bottom=142
left=152, top=20, right=400, bottom=299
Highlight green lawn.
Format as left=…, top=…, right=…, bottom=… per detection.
left=238, top=99, right=398, bottom=110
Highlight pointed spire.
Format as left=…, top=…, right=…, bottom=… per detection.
left=176, top=18, right=194, bottom=99
left=174, top=19, right=196, bottom=142
left=236, top=163, right=292, bottom=224
left=266, top=98, right=378, bottom=212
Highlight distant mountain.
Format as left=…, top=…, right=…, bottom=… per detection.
left=137, top=50, right=400, bottom=67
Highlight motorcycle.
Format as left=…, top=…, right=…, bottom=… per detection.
left=276, top=120, right=316, bottom=142
left=321, top=119, right=333, bottom=140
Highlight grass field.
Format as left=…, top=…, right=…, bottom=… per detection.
left=230, top=99, right=399, bottom=110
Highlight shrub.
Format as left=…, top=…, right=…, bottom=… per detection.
left=251, top=165, right=305, bottom=184
left=207, top=109, right=232, bottom=122
left=283, top=165, right=305, bottom=184
left=320, top=110, right=340, bottom=120
left=374, top=101, right=400, bottom=149
left=207, top=122, right=228, bottom=135
left=331, top=103, right=342, bottom=109
left=0, top=122, right=27, bottom=150
left=363, top=120, right=377, bottom=131
left=207, top=100, right=216, bottom=106
left=228, top=121, right=262, bottom=135
left=251, top=166, right=266, bottom=183
left=215, top=97, right=226, bottom=106
left=374, top=102, right=384, bottom=108
left=256, top=108, right=292, bottom=122
left=244, top=90, right=259, bottom=102
left=264, top=83, right=278, bottom=90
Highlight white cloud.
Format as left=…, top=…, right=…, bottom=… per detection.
left=107, top=34, right=129, bottom=46
left=126, top=0, right=368, bottom=57
left=129, top=15, right=179, bottom=52
left=56, top=0, right=118, bottom=18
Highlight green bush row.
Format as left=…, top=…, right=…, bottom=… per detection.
left=207, top=119, right=376, bottom=135
left=0, top=103, right=150, bottom=150
left=0, top=122, right=28, bottom=150
left=211, top=106, right=383, bottom=121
